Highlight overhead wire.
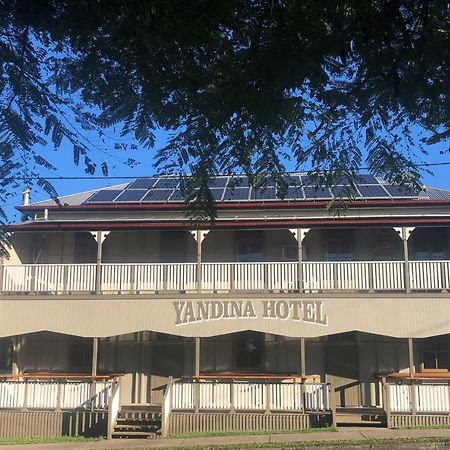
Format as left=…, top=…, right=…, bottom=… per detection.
left=1, top=160, right=450, bottom=180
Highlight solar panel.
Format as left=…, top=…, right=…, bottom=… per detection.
left=285, top=186, right=304, bottom=199
left=168, top=190, right=182, bottom=201
left=223, top=187, right=250, bottom=200
left=250, top=187, right=277, bottom=200
left=284, top=174, right=301, bottom=186
left=383, top=185, right=417, bottom=197
left=211, top=188, right=225, bottom=200
left=300, top=174, right=329, bottom=186
left=331, top=186, right=360, bottom=198
left=142, top=189, right=173, bottom=201
left=304, top=186, right=332, bottom=199
left=115, top=189, right=147, bottom=202
left=208, top=177, right=229, bottom=188
left=86, top=189, right=122, bottom=202
left=227, top=176, right=249, bottom=188
left=127, top=178, right=158, bottom=189
left=154, top=178, right=179, bottom=189
left=258, top=178, right=277, bottom=187
left=355, top=174, right=378, bottom=184
left=357, top=185, right=388, bottom=197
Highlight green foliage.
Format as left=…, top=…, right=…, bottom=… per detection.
left=0, top=0, right=449, bottom=231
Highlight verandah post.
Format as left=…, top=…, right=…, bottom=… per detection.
left=300, top=337, right=306, bottom=413
left=264, top=380, right=271, bottom=414
left=289, top=228, right=310, bottom=293
left=91, top=337, right=99, bottom=411
left=196, top=230, right=202, bottom=293
left=90, top=230, right=110, bottom=295
left=394, top=227, right=415, bottom=293
left=95, top=231, right=103, bottom=294
left=191, top=230, right=209, bottom=293
left=194, top=337, right=200, bottom=413
left=0, top=256, right=4, bottom=293
left=408, top=337, right=417, bottom=416
left=384, top=377, right=392, bottom=428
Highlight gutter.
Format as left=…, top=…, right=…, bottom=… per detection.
left=8, top=216, right=450, bottom=232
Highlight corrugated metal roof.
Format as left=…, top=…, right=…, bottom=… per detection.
left=25, top=177, right=450, bottom=207
left=419, top=186, right=450, bottom=201
left=29, top=183, right=129, bottom=207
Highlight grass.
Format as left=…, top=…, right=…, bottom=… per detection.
left=400, top=424, right=450, bottom=430
left=0, top=436, right=103, bottom=445
left=168, top=426, right=337, bottom=439
left=112, top=437, right=450, bottom=450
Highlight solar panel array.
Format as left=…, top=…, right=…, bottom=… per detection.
left=84, top=174, right=419, bottom=203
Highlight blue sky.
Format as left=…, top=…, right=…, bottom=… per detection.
left=5, top=127, right=450, bottom=224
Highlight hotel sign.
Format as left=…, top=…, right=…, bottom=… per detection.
left=173, top=300, right=328, bottom=326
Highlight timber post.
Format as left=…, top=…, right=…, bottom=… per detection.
left=289, top=228, right=310, bottom=293
left=0, top=257, right=4, bottom=293
left=394, top=227, right=415, bottom=293
left=90, top=337, right=99, bottom=411
left=408, top=337, right=417, bottom=416
left=90, top=230, right=110, bottom=295
left=194, top=337, right=201, bottom=413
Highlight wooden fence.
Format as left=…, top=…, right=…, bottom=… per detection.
left=0, top=377, right=118, bottom=438
left=170, top=381, right=329, bottom=412
left=162, top=380, right=331, bottom=436
left=0, top=379, right=114, bottom=411
left=385, top=380, right=450, bottom=428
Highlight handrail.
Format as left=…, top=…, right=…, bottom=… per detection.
left=0, top=373, right=121, bottom=381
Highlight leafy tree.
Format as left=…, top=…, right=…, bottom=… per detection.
left=1, top=0, right=449, bottom=232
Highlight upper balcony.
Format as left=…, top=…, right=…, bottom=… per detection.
left=2, top=226, right=450, bottom=295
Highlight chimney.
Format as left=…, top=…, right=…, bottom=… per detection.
left=21, top=188, right=30, bottom=222
left=22, top=188, right=30, bottom=206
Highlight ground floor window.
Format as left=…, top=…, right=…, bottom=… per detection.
left=69, top=338, right=93, bottom=372
left=0, top=339, right=12, bottom=371
left=235, top=331, right=264, bottom=370
left=423, top=335, right=449, bottom=370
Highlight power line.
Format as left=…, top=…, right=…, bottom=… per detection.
left=2, top=160, right=450, bottom=181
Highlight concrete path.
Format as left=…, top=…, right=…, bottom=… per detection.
left=3, top=427, right=450, bottom=450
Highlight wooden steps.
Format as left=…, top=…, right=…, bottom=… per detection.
left=111, top=407, right=162, bottom=439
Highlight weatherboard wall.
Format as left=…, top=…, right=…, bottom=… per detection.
left=1, top=295, right=450, bottom=339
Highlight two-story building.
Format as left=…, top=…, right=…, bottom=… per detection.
left=1, top=173, right=450, bottom=439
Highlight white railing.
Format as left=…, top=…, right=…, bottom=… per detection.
left=2, top=260, right=449, bottom=294
left=388, top=382, right=450, bottom=413
left=410, top=261, right=450, bottom=291
left=170, top=381, right=329, bottom=412
left=0, top=380, right=114, bottom=410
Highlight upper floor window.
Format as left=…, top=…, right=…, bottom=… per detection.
left=236, top=231, right=264, bottom=262
left=74, top=233, right=96, bottom=263
left=413, top=228, right=448, bottom=260
left=324, top=229, right=353, bottom=262
left=282, top=245, right=298, bottom=261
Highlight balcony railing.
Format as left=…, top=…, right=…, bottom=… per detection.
left=1, top=260, right=449, bottom=294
